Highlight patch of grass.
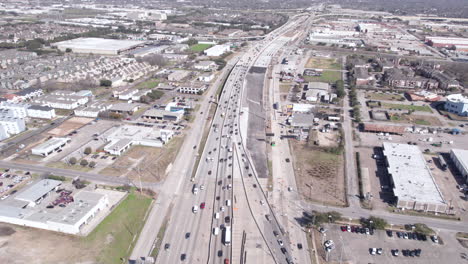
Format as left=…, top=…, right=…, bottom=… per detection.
left=387, top=206, right=460, bottom=221
left=303, top=70, right=341, bottom=83
left=150, top=204, right=173, bottom=259
left=382, top=103, right=433, bottom=113
left=366, top=92, right=404, bottom=101
left=84, top=192, right=152, bottom=264
left=389, top=113, right=441, bottom=126
left=305, top=57, right=341, bottom=70
left=46, top=161, right=93, bottom=172
left=190, top=44, right=213, bottom=52
left=135, top=78, right=159, bottom=90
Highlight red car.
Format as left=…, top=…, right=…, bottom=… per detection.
left=200, top=202, right=206, bottom=209
left=340, top=226, right=347, bottom=232
left=224, top=259, right=229, bottom=264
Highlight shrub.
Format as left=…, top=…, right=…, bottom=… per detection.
left=69, top=157, right=77, bottom=165
left=84, top=147, right=92, bottom=155
left=80, top=159, right=89, bottom=166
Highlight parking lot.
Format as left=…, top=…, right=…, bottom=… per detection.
left=318, top=224, right=465, bottom=264
left=0, top=170, right=32, bottom=199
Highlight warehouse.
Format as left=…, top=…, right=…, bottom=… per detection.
left=450, top=149, right=468, bottom=183
left=31, top=137, right=70, bottom=157
left=382, top=142, right=447, bottom=212
left=204, top=44, right=231, bottom=57
left=52, top=38, right=145, bottom=55
left=14, top=179, right=62, bottom=207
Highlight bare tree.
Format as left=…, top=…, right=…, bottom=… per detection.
left=142, top=54, right=167, bottom=67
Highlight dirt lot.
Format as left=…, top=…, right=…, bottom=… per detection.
left=290, top=140, right=345, bottom=206
left=100, top=135, right=185, bottom=182
left=48, top=117, right=94, bottom=137
left=365, top=92, right=405, bottom=101
left=388, top=113, right=443, bottom=126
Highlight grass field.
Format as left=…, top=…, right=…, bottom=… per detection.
left=304, top=70, right=342, bottom=83
left=135, top=78, right=159, bottom=90
left=190, top=44, right=213, bottom=52
left=382, top=103, right=433, bottom=113
left=366, top=92, right=404, bottom=101
left=46, top=161, right=93, bottom=172
left=305, top=57, right=341, bottom=70
left=85, top=192, right=152, bottom=264
left=389, top=113, right=441, bottom=126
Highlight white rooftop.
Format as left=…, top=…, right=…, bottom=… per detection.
left=451, top=149, right=468, bottom=174
left=446, top=94, right=468, bottom=104
left=54, top=38, right=145, bottom=52
left=383, top=142, right=445, bottom=205
left=32, top=137, right=70, bottom=153
left=15, top=179, right=62, bottom=203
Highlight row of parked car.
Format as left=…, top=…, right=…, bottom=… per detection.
left=370, top=248, right=423, bottom=257
left=340, top=225, right=374, bottom=235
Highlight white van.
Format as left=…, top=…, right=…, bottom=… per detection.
left=226, top=200, right=231, bottom=207
left=213, top=227, right=220, bottom=236
left=214, top=212, right=220, bottom=219
left=192, top=205, right=199, bottom=213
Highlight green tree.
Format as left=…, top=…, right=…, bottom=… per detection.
left=69, top=157, right=77, bottom=165
left=83, top=147, right=92, bottom=155
left=89, top=161, right=96, bottom=168
left=25, top=39, right=42, bottom=50
left=335, top=80, right=345, bottom=98
left=65, top=48, right=72, bottom=53
left=361, top=216, right=388, bottom=230
left=100, top=79, right=112, bottom=87
left=80, top=159, right=89, bottom=166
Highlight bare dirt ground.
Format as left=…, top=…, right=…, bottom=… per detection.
left=99, top=135, right=185, bottom=183
left=48, top=117, right=94, bottom=137
left=0, top=224, right=97, bottom=264
left=290, top=140, right=346, bottom=206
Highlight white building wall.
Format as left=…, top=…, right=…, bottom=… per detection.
left=27, top=108, right=56, bottom=119
left=0, top=117, right=26, bottom=135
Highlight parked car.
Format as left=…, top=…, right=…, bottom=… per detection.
left=377, top=248, right=383, bottom=255
left=431, top=235, right=439, bottom=243
left=392, top=249, right=399, bottom=256
left=370, top=248, right=377, bottom=255
left=386, top=230, right=393, bottom=237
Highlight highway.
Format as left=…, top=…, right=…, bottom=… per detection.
left=151, top=14, right=312, bottom=264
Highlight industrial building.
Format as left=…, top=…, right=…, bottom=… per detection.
left=382, top=142, right=447, bottom=212
left=450, top=149, right=468, bottom=183
left=0, top=179, right=110, bottom=235
left=52, top=38, right=145, bottom=55
left=142, top=109, right=184, bottom=122
left=31, top=137, right=70, bottom=157
left=445, top=94, right=468, bottom=116
left=425, top=36, right=468, bottom=52
left=204, top=45, right=231, bottom=57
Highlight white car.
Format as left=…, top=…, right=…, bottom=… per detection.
left=324, top=240, right=334, bottom=248
left=200, top=184, right=205, bottom=190
left=370, top=248, right=377, bottom=255
left=220, top=206, right=225, bottom=212
left=192, top=206, right=199, bottom=214
left=346, top=226, right=351, bottom=232
left=260, top=200, right=265, bottom=205
left=1, top=195, right=9, bottom=200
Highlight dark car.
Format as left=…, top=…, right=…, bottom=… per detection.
left=218, top=250, right=223, bottom=257
left=273, top=230, right=279, bottom=237
left=164, top=243, right=170, bottom=250
left=285, top=158, right=290, bottom=162
left=208, top=171, right=212, bottom=175
left=415, top=249, right=421, bottom=257
left=422, top=234, right=427, bottom=241
left=253, top=184, right=257, bottom=188
left=386, top=230, right=393, bottom=237
left=181, top=254, right=186, bottom=261
left=225, top=216, right=230, bottom=223
left=297, top=243, right=303, bottom=250
left=185, top=232, right=191, bottom=239
left=281, top=247, right=287, bottom=254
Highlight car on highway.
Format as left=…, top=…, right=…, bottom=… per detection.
left=192, top=206, right=199, bottom=213
left=220, top=206, right=225, bottom=212
left=181, top=254, right=186, bottom=261
left=280, top=247, right=287, bottom=254
left=224, top=259, right=229, bottom=264
left=225, top=216, right=230, bottom=223
left=200, top=184, right=205, bottom=190
left=200, top=202, right=205, bottom=209
left=185, top=232, right=190, bottom=239
left=297, top=243, right=303, bottom=250
left=164, top=243, right=170, bottom=251
left=278, top=239, right=284, bottom=246
left=273, top=230, right=279, bottom=237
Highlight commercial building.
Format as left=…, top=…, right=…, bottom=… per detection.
left=108, top=103, right=140, bottom=115
left=103, top=125, right=174, bottom=155
left=168, top=70, right=191, bottom=82
left=34, top=94, right=88, bottom=110
left=74, top=102, right=113, bottom=118
left=193, top=61, right=217, bottom=71
left=0, top=116, right=26, bottom=135
left=450, top=149, right=468, bottom=183
left=289, top=113, right=315, bottom=128
left=142, top=109, right=184, bottom=122
left=382, top=142, right=446, bottom=212
left=198, top=73, right=215, bottom=82
left=0, top=179, right=110, bottom=235
left=178, top=83, right=208, bottom=94
left=362, top=123, right=405, bottom=135
left=31, top=137, right=70, bottom=157
left=445, top=94, right=468, bottom=116
left=52, top=38, right=145, bottom=55
left=425, top=36, right=468, bottom=52
left=204, top=45, right=231, bottom=57
left=27, top=105, right=56, bottom=119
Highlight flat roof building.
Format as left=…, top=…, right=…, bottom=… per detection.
left=450, top=149, right=468, bottom=184
left=31, top=137, right=70, bottom=157
left=204, top=44, right=231, bottom=57
left=52, top=38, right=145, bottom=55
left=445, top=94, right=468, bottom=117
left=15, top=179, right=62, bottom=206
left=383, top=142, right=446, bottom=212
